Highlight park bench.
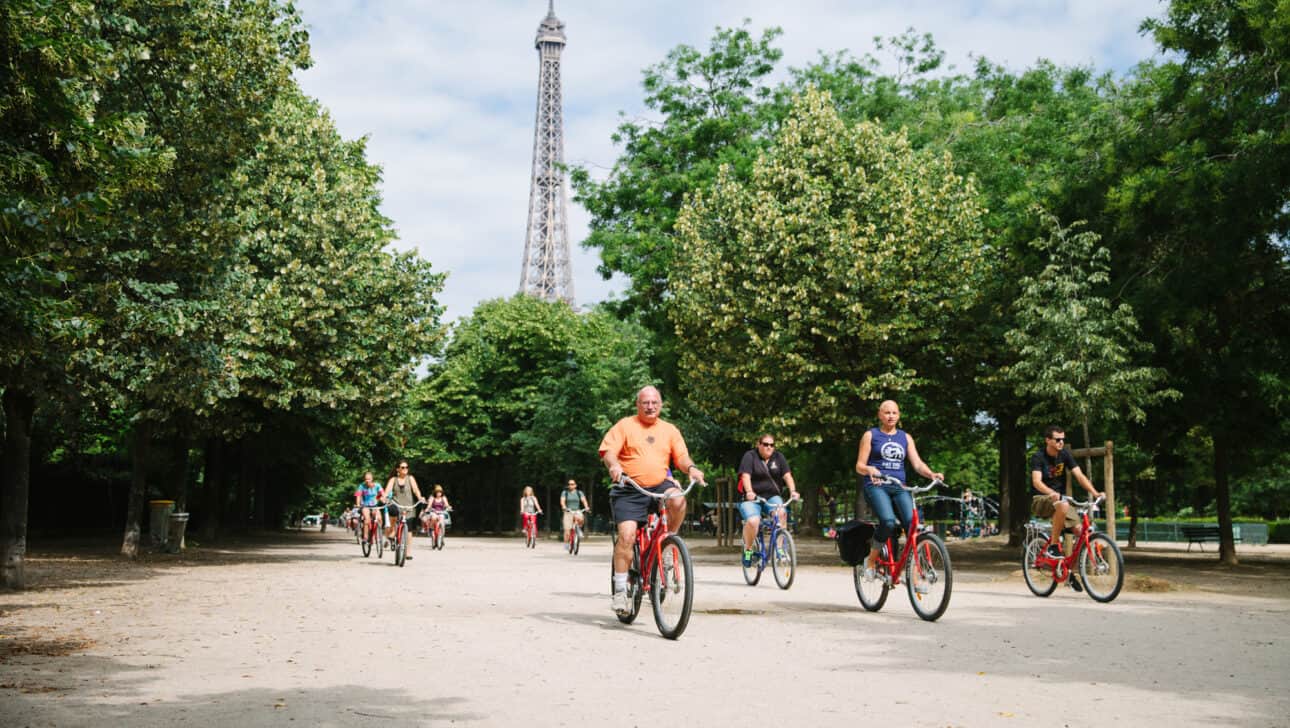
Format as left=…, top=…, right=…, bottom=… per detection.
left=1180, top=524, right=1241, bottom=552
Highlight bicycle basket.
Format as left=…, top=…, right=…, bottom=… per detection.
left=835, top=520, right=876, bottom=565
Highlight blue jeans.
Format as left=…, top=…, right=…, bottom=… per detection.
left=863, top=481, right=913, bottom=548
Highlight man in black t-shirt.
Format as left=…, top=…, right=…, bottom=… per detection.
left=1030, top=425, right=1101, bottom=564
left=736, top=434, right=799, bottom=566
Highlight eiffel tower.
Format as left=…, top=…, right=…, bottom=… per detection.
left=518, top=1, right=574, bottom=305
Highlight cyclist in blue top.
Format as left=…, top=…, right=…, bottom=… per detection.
left=854, top=400, right=943, bottom=579
left=353, top=471, right=385, bottom=537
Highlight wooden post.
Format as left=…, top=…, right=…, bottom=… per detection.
left=1104, top=440, right=1115, bottom=540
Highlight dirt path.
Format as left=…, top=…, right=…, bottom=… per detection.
left=2, top=531, right=1287, bottom=727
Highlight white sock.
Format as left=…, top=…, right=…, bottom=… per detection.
left=613, top=572, right=628, bottom=592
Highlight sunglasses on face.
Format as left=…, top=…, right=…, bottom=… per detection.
left=759, top=442, right=774, bottom=447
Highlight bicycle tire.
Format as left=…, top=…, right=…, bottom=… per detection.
left=361, top=523, right=373, bottom=557
left=375, top=528, right=384, bottom=559
left=1022, top=534, right=1058, bottom=597
left=613, top=543, right=644, bottom=625
left=571, top=528, right=580, bottom=556
left=434, top=524, right=444, bottom=550
left=650, top=534, right=694, bottom=640
left=1078, top=532, right=1124, bottom=603
left=906, top=532, right=952, bottom=622
left=742, top=531, right=764, bottom=586
left=855, top=560, right=889, bottom=611
left=771, top=528, right=796, bottom=590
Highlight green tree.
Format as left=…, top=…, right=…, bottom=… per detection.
left=671, top=87, right=987, bottom=444
left=1105, top=0, right=1290, bottom=564
left=1004, top=212, right=1175, bottom=462
left=1, top=1, right=168, bottom=587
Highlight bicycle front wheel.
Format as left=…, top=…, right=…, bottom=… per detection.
left=375, top=529, right=384, bottom=559
left=1022, top=535, right=1058, bottom=597
left=1078, top=532, right=1124, bottom=603
left=394, top=528, right=406, bottom=567
left=906, top=533, right=952, bottom=622
left=361, top=529, right=372, bottom=557
left=572, top=527, right=581, bottom=556
left=650, top=534, right=694, bottom=640
left=771, top=529, right=796, bottom=590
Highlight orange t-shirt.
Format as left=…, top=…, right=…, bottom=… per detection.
left=598, top=416, right=691, bottom=488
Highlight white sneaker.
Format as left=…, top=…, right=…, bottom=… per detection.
left=662, top=548, right=675, bottom=570
left=611, top=590, right=630, bottom=615
left=862, top=556, right=876, bottom=581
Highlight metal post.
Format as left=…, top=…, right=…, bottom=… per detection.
left=1104, top=440, right=1115, bottom=540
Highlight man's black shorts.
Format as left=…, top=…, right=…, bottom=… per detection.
left=610, top=481, right=677, bottom=524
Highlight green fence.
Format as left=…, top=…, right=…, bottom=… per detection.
left=1098, top=520, right=1268, bottom=545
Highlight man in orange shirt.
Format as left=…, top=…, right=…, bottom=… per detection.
left=600, top=386, right=705, bottom=615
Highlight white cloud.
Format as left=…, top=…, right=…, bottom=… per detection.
left=295, top=0, right=1165, bottom=322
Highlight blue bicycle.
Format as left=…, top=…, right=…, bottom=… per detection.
left=741, top=496, right=798, bottom=589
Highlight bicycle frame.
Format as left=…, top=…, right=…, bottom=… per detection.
left=867, top=477, right=939, bottom=587
left=751, top=498, right=792, bottom=568
left=1030, top=496, right=1104, bottom=582
left=617, top=477, right=696, bottom=597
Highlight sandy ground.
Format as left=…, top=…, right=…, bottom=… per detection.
left=1, top=529, right=1288, bottom=727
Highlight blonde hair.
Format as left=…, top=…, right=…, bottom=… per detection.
left=433, top=484, right=444, bottom=494
left=522, top=485, right=535, bottom=497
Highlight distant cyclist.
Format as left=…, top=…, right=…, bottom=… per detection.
left=599, top=386, right=705, bottom=616
left=561, top=479, right=590, bottom=542
left=421, top=484, right=452, bottom=534
left=385, top=461, right=425, bottom=559
left=353, top=472, right=385, bottom=539
left=520, top=486, right=543, bottom=536
left=737, top=434, right=800, bottom=566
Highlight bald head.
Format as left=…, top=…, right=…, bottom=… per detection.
left=877, top=400, right=900, bottom=431
left=635, top=386, right=662, bottom=424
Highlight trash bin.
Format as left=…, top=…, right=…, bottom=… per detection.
left=149, top=500, right=175, bottom=545
left=167, top=512, right=190, bottom=553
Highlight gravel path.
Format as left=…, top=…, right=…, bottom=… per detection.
left=1, top=530, right=1287, bottom=727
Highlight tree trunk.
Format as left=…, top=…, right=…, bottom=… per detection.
left=1081, top=416, right=1093, bottom=476
left=1, top=387, right=36, bottom=590
left=1213, top=428, right=1238, bottom=565
left=1127, top=482, right=1139, bottom=549
left=235, top=439, right=251, bottom=533
left=200, top=438, right=225, bottom=541
left=120, top=421, right=153, bottom=558
left=171, top=437, right=192, bottom=514
left=998, top=415, right=1028, bottom=546
left=799, top=485, right=819, bottom=537
left=253, top=459, right=267, bottom=529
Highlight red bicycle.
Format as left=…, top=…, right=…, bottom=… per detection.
left=422, top=507, right=450, bottom=551
left=522, top=512, right=541, bottom=548
left=360, top=505, right=385, bottom=559
left=565, top=508, right=585, bottom=555
left=1022, top=494, right=1124, bottom=602
left=389, top=500, right=424, bottom=567
left=853, top=476, right=953, bottom=621
left=609, top=476, right=696, bottom=640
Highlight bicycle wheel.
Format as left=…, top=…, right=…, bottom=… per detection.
left=743, top=529, right=758, bottom=586
left=854, top=558, right=888, bottom=611
left=613, top=544, right=644, bottom=625
left=1078, top=532, right=1124, bottom=603
left=394, top=525, right=407, bottom=567
left=770, top=529, right=796, bottom=590
left=1022, top=534, right=1058, bottom=597
left=572, top=527, right=581, bottom=556
left=906, top=533, right=952, bottom=622
left=650, top=534, right=694, bottom=640
left=375, top=528, right=384, bottom=559
left=526, top=525, right=536, bottom=548
left=361, top=524, right=373, bottom=557
left=434, top=524, right=444, bottom=550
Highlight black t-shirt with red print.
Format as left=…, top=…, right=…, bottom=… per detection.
left=1030, top=447, right=1077, bottom=496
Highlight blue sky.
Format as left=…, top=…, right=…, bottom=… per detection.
left=293, top=0, right=1165, bottom=323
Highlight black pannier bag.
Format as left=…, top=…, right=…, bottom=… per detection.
left=835, top=520, right=876, bottom=565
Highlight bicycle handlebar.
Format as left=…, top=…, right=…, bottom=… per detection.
left=614, top=475, right=698, bottom=499
left=1063, top=494, right=1105, bottom=510
left=753, top=494, right=799, bottom=509
left=871, top=475, right=944, bottom=494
